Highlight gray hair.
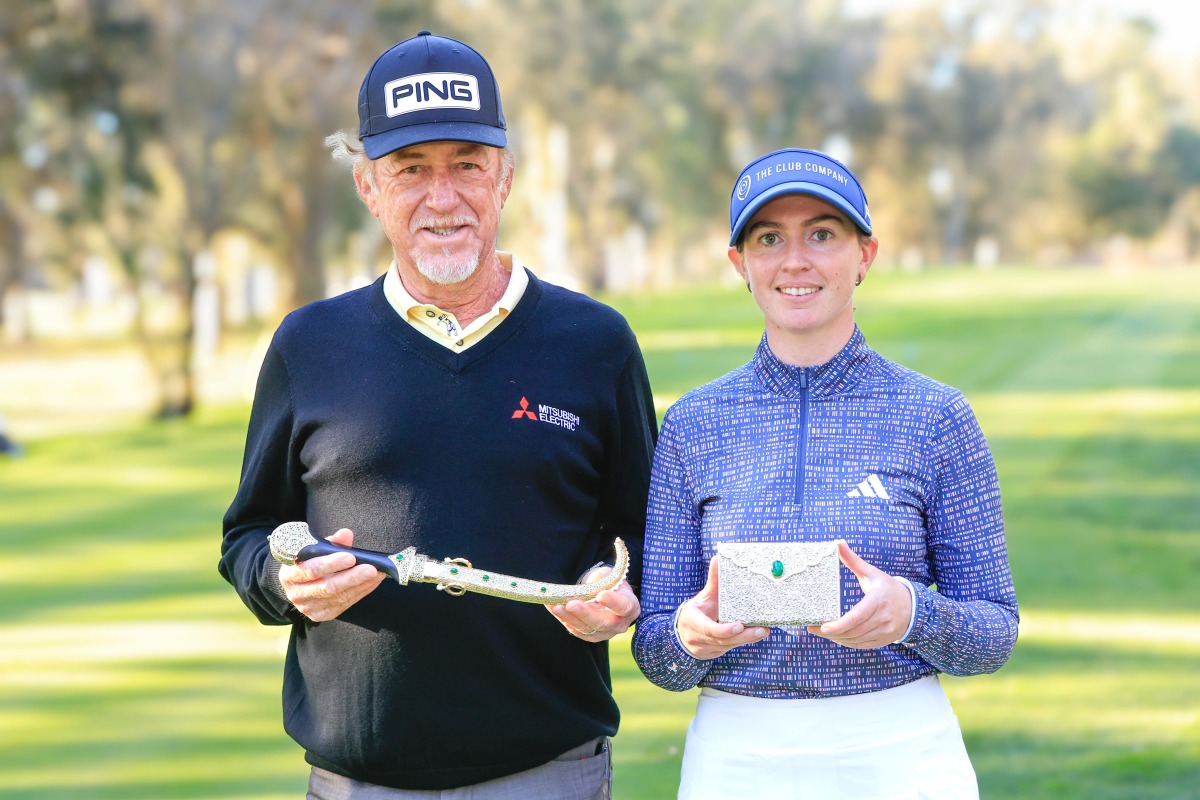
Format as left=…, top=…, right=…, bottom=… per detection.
left=324, top=130, right=515, bottom=191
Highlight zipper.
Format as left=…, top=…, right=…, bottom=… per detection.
left=795, top=368, right=810, bottom=506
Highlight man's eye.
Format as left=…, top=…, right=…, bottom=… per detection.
left=759, top=232, right=781, bottom=246
left=812, top=229, right=833, bottom=242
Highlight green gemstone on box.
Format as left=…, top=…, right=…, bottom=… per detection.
left=772, top=560, right=784, bottom=578
left=483, top=575, right=490, bottom=581
left=510, top=581, right=517, bottom=587
left=450, top=567, right=458, bottom=575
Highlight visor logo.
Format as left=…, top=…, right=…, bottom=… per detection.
left=385, top=72, right=480, bottom=117
left=735, top=175, right=752, bottom=202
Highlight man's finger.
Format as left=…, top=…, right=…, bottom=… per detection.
left=292, top=551, right=359, bottom=580
left=326, top=527, right=356, bottom=547
left=591, top=582, right=638, bottom=617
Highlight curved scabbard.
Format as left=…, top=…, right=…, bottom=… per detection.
left=268, top=522, right=628, bottom=605
left=392, top=538, right=629, bottom=604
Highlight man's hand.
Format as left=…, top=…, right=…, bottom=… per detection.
left=548, top=564, right=641, bottom=643
left=675, top=556, right=769, bottom=660
left=279, top=528, right=387, bottom=622
left=807, top=540, right=911, bottom=648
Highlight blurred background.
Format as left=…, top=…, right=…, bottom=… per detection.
left=2, top=0, right=1198, bottom=431
left=1, top=1, right=1197, bottom=798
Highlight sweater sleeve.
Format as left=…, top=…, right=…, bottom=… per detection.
left=900, top=394, right=1019, bottom=675
left=218, top=339, right=307, bottom=626
left=596, top=343, right=658, bottom=594
left=631, top=415, right=714, bottom=691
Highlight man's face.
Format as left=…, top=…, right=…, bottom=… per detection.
left=728, top=193, right=877, bottom=355
left=356, top=141, right=511, bottom=286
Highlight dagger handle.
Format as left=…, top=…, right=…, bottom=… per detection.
left=294, top=539, right=401, bottom=582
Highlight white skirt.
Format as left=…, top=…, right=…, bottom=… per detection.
left=677, top=676, right=978, bottom=800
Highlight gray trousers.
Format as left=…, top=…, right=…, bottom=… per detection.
left=307, top=737, right=611, bottom=800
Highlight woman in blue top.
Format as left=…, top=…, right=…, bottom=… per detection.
left=631, top=148, right=1018, bottom=799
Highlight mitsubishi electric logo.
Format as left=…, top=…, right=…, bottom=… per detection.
left=511, top=396, right=580, bottom=431
left=847, top=474, right=891, bottom=500
left=385, top=72, right=480, bottom=117
left=511, top=397, right=538, bottom=420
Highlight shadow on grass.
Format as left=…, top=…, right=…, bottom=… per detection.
left=992, top=429, right=1200, bottom=615
left=969, top=730, right=1200, bottom=800
left=0, top=774, right=307, bottom=800
left=958, top=636, right=1200, bottom=799
left=0, top=657, right=306, bottom=800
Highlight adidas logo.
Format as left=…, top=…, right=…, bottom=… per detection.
left=847, top=474, right=890, bottom=500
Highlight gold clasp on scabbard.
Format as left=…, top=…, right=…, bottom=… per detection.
left=437, top=557, right=473, bottom=597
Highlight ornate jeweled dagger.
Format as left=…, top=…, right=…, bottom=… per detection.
left=268, top=521, right=629, bottom=605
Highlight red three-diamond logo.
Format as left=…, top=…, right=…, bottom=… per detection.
left=511, top=397, right=538, bottom=420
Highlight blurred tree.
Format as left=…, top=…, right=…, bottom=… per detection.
left=0, top=5, right=36, bottom=336
left=1055, top=16, right=1189, bottom=258
left=4, top=0, right=1200, bottom=416
left=1159, top=126, right=1200, bottom=259
left=241, top=0, right=443, bottom=300
left=863, top=0, right=1082, bottom=266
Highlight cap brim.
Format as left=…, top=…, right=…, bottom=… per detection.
left=363, top=121, right=507, bottom=159
left=730, top=182, right=872, bottom=246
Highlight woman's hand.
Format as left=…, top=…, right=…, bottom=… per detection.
left=676, top=556, right=770, bottom=660
left=808, top=540, right=912, bottom=648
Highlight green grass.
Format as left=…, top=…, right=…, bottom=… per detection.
left=1, top=266, right=1198, bottom=798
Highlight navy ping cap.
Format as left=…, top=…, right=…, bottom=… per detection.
left=358, top=31, right=507, bottom=159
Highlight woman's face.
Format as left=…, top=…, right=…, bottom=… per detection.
left=728, top=193, right=878, bottom=365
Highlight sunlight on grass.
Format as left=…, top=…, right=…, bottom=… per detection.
left=973, top=389, right=1200, bottom=440
left=1020, top=612, right=1200, bottom=652
left=4, top=621, right=285, bottom=671
left=635, top=328, right=759, bottom=350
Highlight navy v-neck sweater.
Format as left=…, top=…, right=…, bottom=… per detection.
left=220, top=270, right=657, bottom=790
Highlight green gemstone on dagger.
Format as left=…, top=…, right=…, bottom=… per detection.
left=772, top=560, right=784, bottom=578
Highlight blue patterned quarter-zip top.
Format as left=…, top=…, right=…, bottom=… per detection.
left=632, top=327, right=1019, bottom=698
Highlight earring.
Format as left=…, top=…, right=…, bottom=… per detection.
left=746, top=283, right=752, bottom=294
left=855, top=276, right=863, bottom=286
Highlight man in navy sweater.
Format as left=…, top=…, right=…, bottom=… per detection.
left=220, top=32, right=657, bottom=798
